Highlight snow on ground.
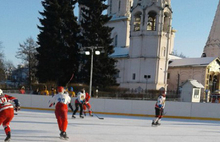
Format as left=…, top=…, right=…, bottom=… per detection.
left=0, top=109, right=220, bottom=142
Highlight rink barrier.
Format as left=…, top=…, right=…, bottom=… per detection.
left=8, top=93, right=220, bottom=121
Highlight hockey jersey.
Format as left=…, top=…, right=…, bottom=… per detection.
left=0, top=95, right=16, bottom=112
left=85, top=93, right=90, bottom=102
left=49, top=93, right=71, bottom=106
left=155, top=95, right=166, bottom=109
left=76, top=91, right=85, bottom=103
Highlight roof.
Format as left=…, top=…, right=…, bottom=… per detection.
left=169, top=57, right=217, bottom=67
left=182, top=79, right=204, bottom=88
left=110, top=48, right=184, bottom=59
left=110, top=15, right=129, bottom=22
left=169, top=54, right=182, bottom=60
left=110, top=47, right=129, bottom=58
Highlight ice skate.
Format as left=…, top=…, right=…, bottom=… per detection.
left=4, top=138, right=11, bottom=142
left=151, top=120, right=158, bottom=126
left=156, top=119, right=161, bottom=125
left=4, top=132, right=11, bottom=142
left=89, top=113, right=93, bottom=117
left=60, top=131, right=69, bottom=140
left=72, top=114, right=76, bottom=118
left=80, top=115, right=84, bottom=118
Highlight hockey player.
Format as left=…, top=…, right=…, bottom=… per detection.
left=72, top=89, right=86, bottom=118
left=0, top=89, right=20, bottom=142
left=152, top=92, right=166, bottom=126
left=83, top=92, right=93, bottom=117
left=49, top=86, right=73, bottom=140
left=68, top=87, right=75, bottom=97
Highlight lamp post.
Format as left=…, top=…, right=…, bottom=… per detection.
left=85, top=46, right=102, bottom=96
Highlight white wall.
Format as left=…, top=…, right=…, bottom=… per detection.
left=8, top=93, right=220, bottom=120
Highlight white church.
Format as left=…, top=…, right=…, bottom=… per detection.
left=106, top=0, right=220, bottom=97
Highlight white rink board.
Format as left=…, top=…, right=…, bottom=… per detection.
left=7, top=93, right=220, bottom=119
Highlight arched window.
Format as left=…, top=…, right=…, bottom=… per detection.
left=147, top=11, right=157, bottom=31
left=134, top=12, right=141, bottom=31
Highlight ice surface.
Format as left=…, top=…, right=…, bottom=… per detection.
left=0, top=109, right=220, bottom=142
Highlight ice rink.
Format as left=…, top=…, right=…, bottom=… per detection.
left=0, top=109, right=220, bottom=142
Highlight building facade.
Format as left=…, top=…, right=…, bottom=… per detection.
left=168, top=57, right=220, bottom=91
left=109, top=0, right=176, bottom=91
left=106, top=0, right=132, bottom=48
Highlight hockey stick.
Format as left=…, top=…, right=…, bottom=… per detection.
left=84, top=104, right=104, bottom=120
left=163, top=111, right=167, bottom=116
left=92, top=111, right=104, bottom=120
left=66, top=73, right=74, bottom=87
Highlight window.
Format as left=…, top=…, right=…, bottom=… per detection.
left=134, top=12, right=141, bottom=31
left=132, top=73, right=136, bottom=80
left=114, top=35, right=118, bottom=46
left=147, top=11, right=157, bottom=31
left=118, top=0, right=121, bottom=12
left=167, top=73, right=170, bottom=79
left=193, top=88, right=199, bottom=98
left=110, top=0, right=112, bottom=14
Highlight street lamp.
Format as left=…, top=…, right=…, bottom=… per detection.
left=85, top=46, right=103, bottom=96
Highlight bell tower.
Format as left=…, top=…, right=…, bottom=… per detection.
left=203, top=0, right=220, bottom=57
left=106, top=0, right=133, bottom=48
left=125, top=0, right=176, bottom=90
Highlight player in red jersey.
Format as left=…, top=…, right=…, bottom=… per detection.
left=49, top=86, right=73, bottom=140
left=0, top=89, right=20, bottom=142
left=83, top=92, right=93, bottom=117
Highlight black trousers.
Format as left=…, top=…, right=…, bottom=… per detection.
left=155, top=107, right=164, bottom=118
left=73, top=102, right=83, bottom=116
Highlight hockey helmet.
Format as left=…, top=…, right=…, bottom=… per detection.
left=69, top=87, right=74, bottom=92
left=0, top=89, right=3, bottom=95
left=57, top=86, right=64, bottom=94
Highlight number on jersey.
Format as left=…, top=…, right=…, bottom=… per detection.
left=0, top=96, right=8, bottom=104
left=58, top=97, right=65, bottom=103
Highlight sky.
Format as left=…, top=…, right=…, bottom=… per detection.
left=0, top=0, right=219, bottom=66
left=1, top=109, right=220, bottom=142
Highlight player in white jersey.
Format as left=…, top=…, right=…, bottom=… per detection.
left=152, top=92, right=166, bottom=126
left=49, top=86, right=73, bottom=140
left=72, top=89, right=86, bottom=118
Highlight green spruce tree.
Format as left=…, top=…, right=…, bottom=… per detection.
left=79, top=0, right=118, bottom=88
left=37, top=0, right=80, bottom=86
